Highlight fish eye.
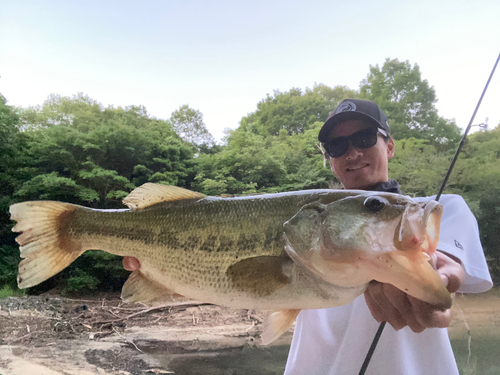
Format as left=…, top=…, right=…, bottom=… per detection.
left=364, top=196, right=387, bottom=212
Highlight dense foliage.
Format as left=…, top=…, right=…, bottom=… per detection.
left=0, top=58, right=498, bottom=295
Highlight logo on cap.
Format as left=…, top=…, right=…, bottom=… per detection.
left=334, top=101, right=356, bottom=115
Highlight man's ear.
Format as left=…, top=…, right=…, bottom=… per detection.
left=329, top=156, right=336, bottom=174
left=387, top=138, right=395, bottom=159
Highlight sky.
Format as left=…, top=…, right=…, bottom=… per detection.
left=1, top=0, right=499, bottom=141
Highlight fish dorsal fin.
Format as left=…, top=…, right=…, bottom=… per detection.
left=123, top=183, right=206, bottom=209
left=261, top=309, right=301, bottom=345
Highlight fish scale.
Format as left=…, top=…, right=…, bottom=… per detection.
left=66, top=191, right=333, bottom=299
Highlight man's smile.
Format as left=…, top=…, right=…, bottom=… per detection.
left=346, top=164, right=369, bottom=172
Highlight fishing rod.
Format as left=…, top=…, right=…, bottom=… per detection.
left=358, top=52, right=500, bottom=375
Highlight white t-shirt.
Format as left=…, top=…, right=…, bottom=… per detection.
left=285, top=194, right=493, bottom=375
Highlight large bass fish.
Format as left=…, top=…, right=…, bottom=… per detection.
left=10, top=183, right=450, bottom=344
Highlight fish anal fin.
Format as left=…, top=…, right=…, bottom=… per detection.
left=121, top=270, right=182, bottom=304
left=261, top=309, right=301, bottom=345
left=123, top=183, right=206, bottom=210
left=226, top=256, right=292, bottom=297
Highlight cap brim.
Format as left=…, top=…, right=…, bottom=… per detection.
left=318, top=112, right=385, bottom=143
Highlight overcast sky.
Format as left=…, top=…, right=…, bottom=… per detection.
left=1, top=0, right=499, bottom=141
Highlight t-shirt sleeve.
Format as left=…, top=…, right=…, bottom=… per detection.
left=424, top=194, right=493, bottom=293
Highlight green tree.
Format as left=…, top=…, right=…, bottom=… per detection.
left=360, top=58, right=461, bottom=148
left=3, top=93, right=198, bottom=293
left=312, top=84, right=359, bottom=113
left=0, top=94, right=24, bottom=288
left=170, top=104, right=216, bottom=147
left=193, top=122, right=335, bottom=195
left=0, top=93, right=20, bottom=203
left=193, top=85, right=359, bottom=195
left=15, top=94, right=197, bottom=206
left=451, top=127, right=500, bottom=282
left=252, top=87, right=327, bottom=136
left=388, top=138, right=450, bottom=196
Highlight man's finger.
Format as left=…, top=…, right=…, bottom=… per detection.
left=364, top=290, right=385, bottom=323
left=436, top=252, right=465, bottom=293
left=408, top=296, right=452, bottom=328
left=365, top=281, right=406, bottom=331
left=382, top=284, right=426, bottom=333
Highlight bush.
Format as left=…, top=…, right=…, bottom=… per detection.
left=0, top=245, right=21, bottom=289
left=0, top=284, right=25, bottom=299
left=63, top=269, right=100, bottom=295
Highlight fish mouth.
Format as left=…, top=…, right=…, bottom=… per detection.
left=370, top=200, right=451, bottom=309
left=394, top=201, right=442, bottom=253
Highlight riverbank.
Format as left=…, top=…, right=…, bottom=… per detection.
left=1, top=288, right=499, bottom=375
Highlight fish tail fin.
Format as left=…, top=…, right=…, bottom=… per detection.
left=10, top=201, right=84, bottom=289
left=261, top=309, right=301, bottom=345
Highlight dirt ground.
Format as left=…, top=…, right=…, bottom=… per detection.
left=1, top=289, right=499, bottom=375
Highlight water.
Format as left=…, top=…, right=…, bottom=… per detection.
left=144, top=330, right=500, bottom=375
left=160, top=345, right=290, bottom=375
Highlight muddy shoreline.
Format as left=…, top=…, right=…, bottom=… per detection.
left=1, top=289, right=499, bottom=375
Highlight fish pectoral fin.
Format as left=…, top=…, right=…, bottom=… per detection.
left=261, top=309, right=301, bottom=345
left=123, top=183, right=206, bottom=210
left=226, top=256, right=292, bottom=297
left=371, top=250, right=452, bottom=309
left=121, top=270, right=182, bottom=304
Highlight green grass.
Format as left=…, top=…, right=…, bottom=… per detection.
left=0, top=284, right=25, bottom=299
left=452, top=332, right=500, bottom=375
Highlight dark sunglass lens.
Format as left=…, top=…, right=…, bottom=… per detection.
left=352, top=129, right=378, bottom=149
left=325, top=138, right=349, bottom=158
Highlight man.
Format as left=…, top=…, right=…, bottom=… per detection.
left=284, top=99, right=492, bottom=374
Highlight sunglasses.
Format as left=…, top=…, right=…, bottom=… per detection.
left=324, top=128, right=387, bottom=158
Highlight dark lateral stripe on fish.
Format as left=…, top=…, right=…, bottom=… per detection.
left=68, top=206, right=287, bottom=255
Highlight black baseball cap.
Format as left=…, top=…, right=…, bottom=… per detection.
left=318, top=99, right=391, bottom=143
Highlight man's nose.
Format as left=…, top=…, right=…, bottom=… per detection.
left=344, top=143, right=363, bottom=159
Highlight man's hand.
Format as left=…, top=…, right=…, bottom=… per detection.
left=123, top=256, right=140, bottom=271
left=364, top=251, right=465, bottom=333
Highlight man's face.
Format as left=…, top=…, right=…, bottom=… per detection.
left=327, top=120, right=395, bottom=190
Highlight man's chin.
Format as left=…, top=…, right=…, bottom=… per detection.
left=342, top=172, right=377, bottom=190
